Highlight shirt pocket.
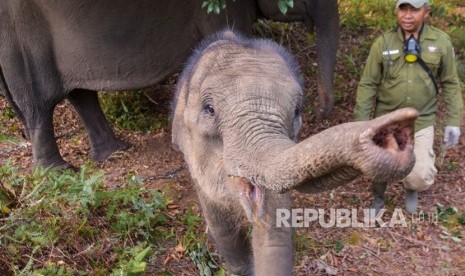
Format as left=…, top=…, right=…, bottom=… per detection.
left=382, top=52, right=403, bottom=80
left=421, top=51, right=440, bottom=76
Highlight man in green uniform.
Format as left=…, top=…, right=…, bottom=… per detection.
left=354, top=0, right=463, bottom=214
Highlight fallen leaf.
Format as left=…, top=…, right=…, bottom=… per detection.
left=175, top=242, right=186, bottom=253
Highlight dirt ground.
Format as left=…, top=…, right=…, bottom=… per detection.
left=1, top=26, right=464, bottom=276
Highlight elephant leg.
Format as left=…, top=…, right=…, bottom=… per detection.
left=251, top=192, right=293, bottom=274
left=197, top=192, right=253, bottom=275
left=307, top=0, right=340, bottom=118
left=0, top=65, right=70, bottom=169
left=5, top=83, right=70, bottom=169
left=0, top=28, right=73, bottom=169
left=67, top=89, right=130, bottom=161
left=27, top=105, right=72, bottom=169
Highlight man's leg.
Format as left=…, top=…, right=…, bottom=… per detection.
left=370, top=182, right=388, bottom=216
left=402, top=126, right=437, bottom=214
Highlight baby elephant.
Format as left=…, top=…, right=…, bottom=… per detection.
left=172, top=30, right=417, bottom=275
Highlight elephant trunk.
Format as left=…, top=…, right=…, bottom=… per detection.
left=265, top=108, right=417, bottom=193
left=228, top=108, right=418, bottom=194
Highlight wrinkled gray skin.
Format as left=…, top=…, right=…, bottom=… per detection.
left=0, top=0, right=339, bottom=169
left=172, top=30, right=417, bottom=275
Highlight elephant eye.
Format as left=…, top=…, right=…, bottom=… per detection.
left=294, top=105, right=301, bottom=117
left=203, top=103, right=215, bottom=115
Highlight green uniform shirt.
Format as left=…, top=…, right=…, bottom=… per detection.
left=354, top=24, right=463, bottom=131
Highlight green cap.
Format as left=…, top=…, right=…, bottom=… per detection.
left=396, top=0, right=430, bottom=8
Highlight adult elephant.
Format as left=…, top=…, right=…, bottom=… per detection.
left=0, top=0, right=339, bottom=169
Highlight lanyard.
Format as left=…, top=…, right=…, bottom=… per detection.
left=417, top=57, right=439, bottom=94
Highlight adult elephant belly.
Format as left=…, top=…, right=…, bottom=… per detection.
left=46, top=2, right=196, bottom=91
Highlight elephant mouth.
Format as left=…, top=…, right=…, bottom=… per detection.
left=228, top=175, right=266, bottom=221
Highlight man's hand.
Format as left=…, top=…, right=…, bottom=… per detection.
left=444, top=126, right=461, bottom=148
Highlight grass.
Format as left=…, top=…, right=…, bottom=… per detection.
left=339, top=0, right=397, bottom=32
left=99, top=87, right=172, bottom=133
left=0, top=106, right=22, bottom=138
left=0, top=162, right=170, bottom=274
left=0, top=161, right=219, bottom=275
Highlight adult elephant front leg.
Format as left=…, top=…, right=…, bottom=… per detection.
left=67, top=89, right=130, bottom=162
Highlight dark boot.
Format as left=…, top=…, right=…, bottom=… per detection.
left=405, top=189, right=418, bottom=214
left=370, top=182, right=387, bottom=216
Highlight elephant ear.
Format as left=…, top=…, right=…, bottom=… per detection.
left=172, top=29, right=234, bottom=152
left=171, top=73, right=189, bottom=153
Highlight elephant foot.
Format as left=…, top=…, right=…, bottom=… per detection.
left=91, top=138, right=131, bottom=161
left=35, top=156, right=77, bottom=171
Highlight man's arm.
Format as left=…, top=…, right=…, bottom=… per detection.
left=439, top=37, right=463, bottom=128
